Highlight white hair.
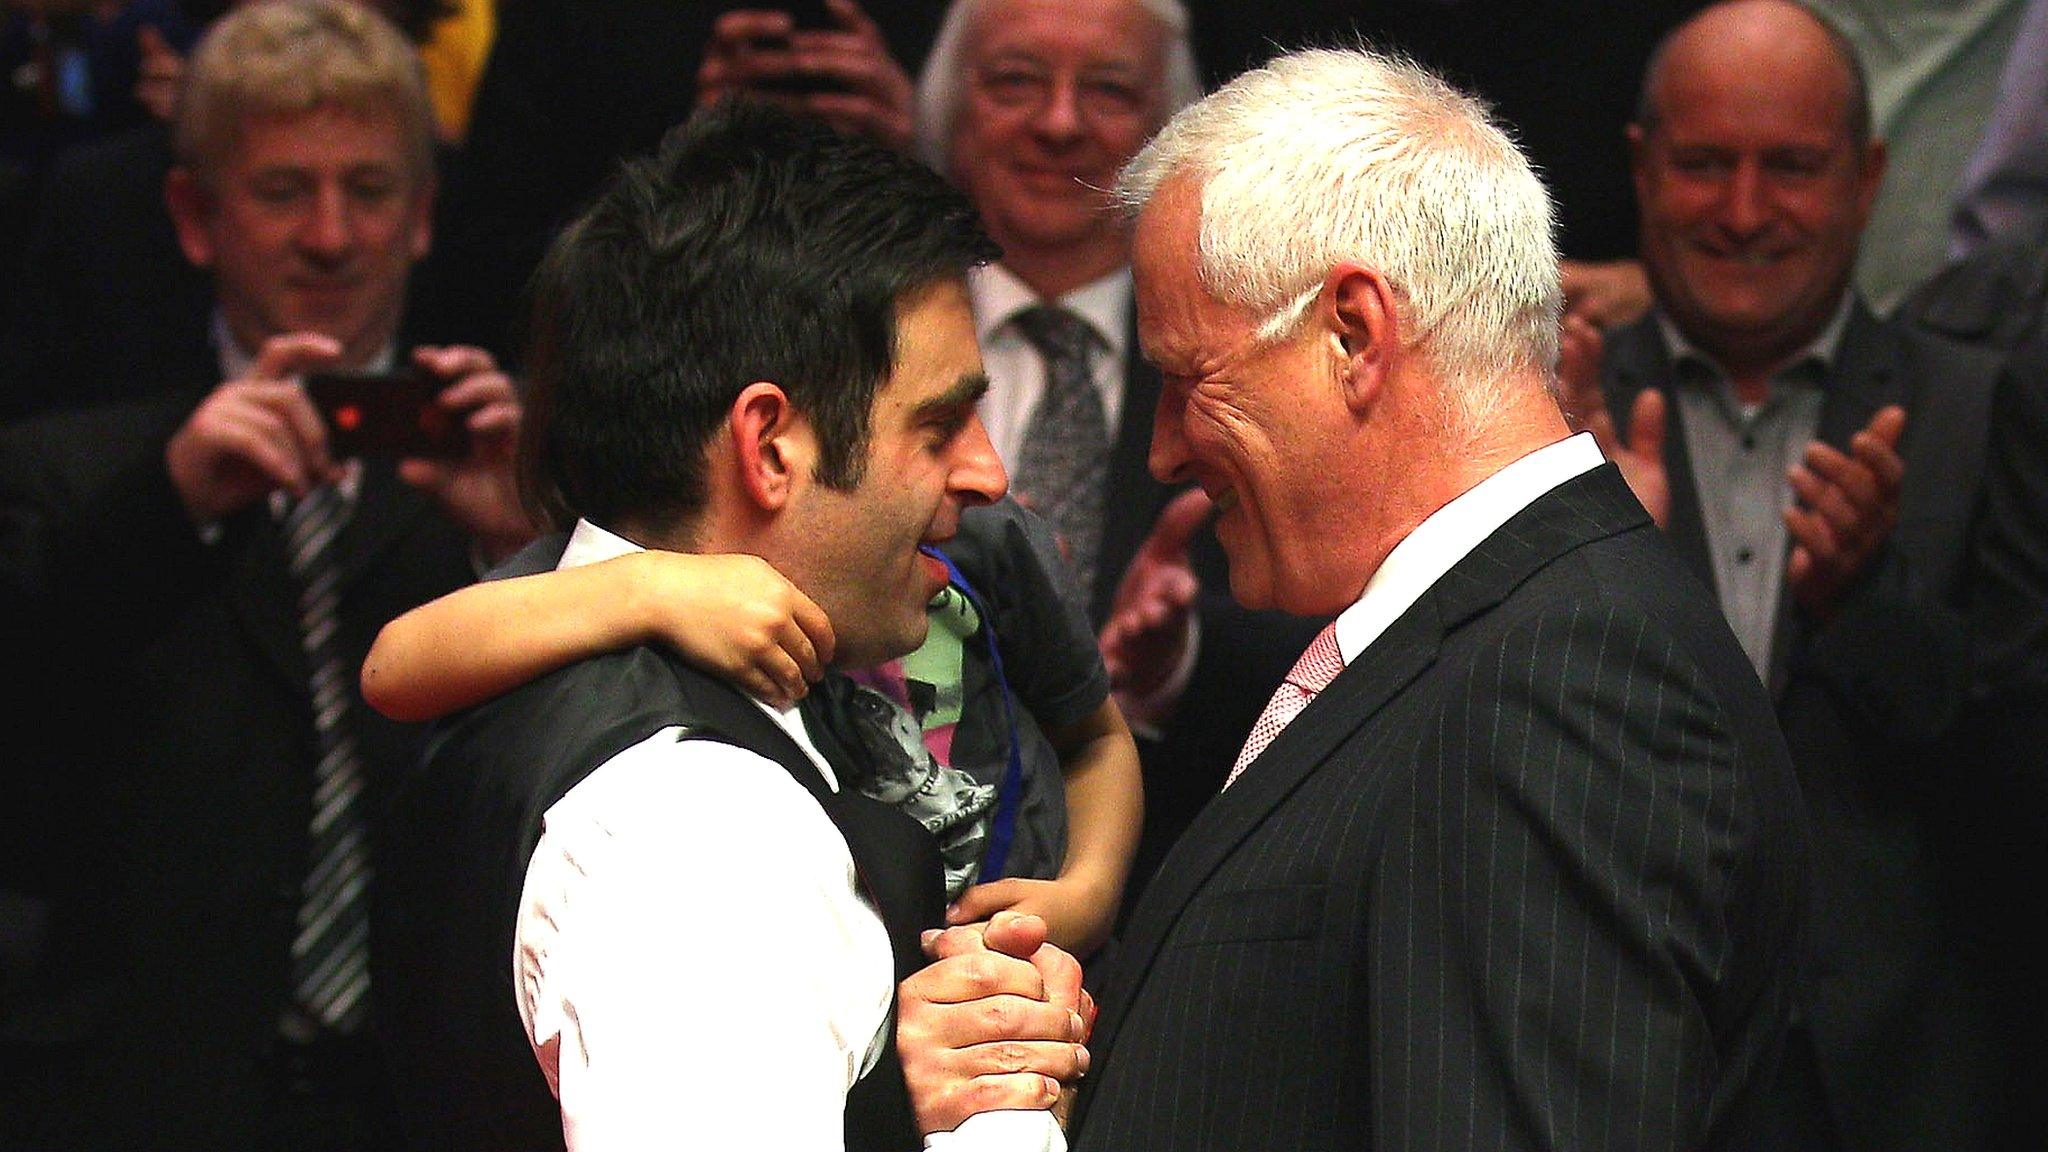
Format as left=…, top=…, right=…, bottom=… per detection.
left=914, top=0, right=1204, bottom=175
left=1115, top=47, right=1563, bottom=426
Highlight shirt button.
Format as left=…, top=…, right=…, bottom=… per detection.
left=1737, top=547, right=1755, bottom=564
left=1741, top=433, right=1757, bottom=452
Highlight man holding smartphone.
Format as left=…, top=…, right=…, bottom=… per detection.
left=0, top=2, right=531, bottom=1148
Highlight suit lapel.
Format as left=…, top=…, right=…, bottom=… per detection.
left=1811, top=303, right=1903, bottom=448
left=227, top=506, right=309, bottom=687
left=1090, top=465, right=1651, bottom=1056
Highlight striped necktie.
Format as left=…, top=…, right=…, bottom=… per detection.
left=283, top=483, right=372, bottom=1034
left=1011, top=304, right=1110, bottom=615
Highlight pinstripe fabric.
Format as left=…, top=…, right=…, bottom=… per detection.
left=1072, top=465, right=1808, bottom=1152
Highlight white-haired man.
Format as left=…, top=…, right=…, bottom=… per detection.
left=914, top=0, right=1328, bottom=923
left=909, top=45, right=1811, bottom=1152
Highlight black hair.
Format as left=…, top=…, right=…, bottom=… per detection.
left=518, top=100, right=999, bottom=534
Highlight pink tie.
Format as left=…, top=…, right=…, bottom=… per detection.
left=1225, top=623, right=1344, bottom=789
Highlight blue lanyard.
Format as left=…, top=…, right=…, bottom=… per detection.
left=922, top=546, right=1026, bottom=881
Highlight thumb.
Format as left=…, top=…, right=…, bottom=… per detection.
left=1142, top=487, right=1214, bottom=564
left=1869, top=404, right=1907, bottom=450
left=1629, top=388, right=1667, bottom=465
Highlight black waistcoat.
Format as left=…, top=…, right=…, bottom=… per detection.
left=374, top=645, right=944, bottom=1151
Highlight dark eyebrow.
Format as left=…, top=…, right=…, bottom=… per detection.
left=915, top=372, right=991, bottom=420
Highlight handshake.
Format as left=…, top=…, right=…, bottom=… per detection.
left=899, top=911, right=1098, bottom=1137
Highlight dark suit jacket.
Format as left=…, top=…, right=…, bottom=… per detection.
left=1071, top=463, right=1808, bottom=1152
left=0, top=123, right=212, bottom=420
left=1600, top=307, right=2007, bottom=1152
left=0, top=395, right=477, bottom=1149
left=1898, top=215, right=2048, bottom=357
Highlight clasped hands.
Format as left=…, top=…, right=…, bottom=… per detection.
left=898, top=911, right=1095, bottom=1135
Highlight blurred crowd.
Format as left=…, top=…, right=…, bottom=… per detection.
left=1, top=1, right=2044, bottom=1150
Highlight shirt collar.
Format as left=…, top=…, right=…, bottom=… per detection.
left=559, top=518, right=839, bottom=789
left=1654, top=292, right=1855, bottom=382
left=211, top=309, right=396, bottom=381
left=968, top=262, right=1131, bottom=359
left=1331, top=432, right=1607, bottom=665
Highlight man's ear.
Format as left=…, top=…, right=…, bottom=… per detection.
left=729, top=381, right=808, bottom=511
left=164, top=166, right=216, bottom=271
left=1625, top=121, right=1651, bottom=202
left=1327, top=262, right=1400, bottom=414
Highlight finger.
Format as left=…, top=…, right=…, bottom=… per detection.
left=736, top=651, right=798, bottom=707
left=1021, top=938, right=1085, bottom=1016
left=952, top=1041, right=1087, bottom=1084
left=903, top=992, right=1080, bottom=1052
left=789, top=40, right=897, bottom=89
left=1849, top=416, right=1906, bottom=499
left=948, top=879, right=1024, bottom=925
left=1141, top=487, right=1214, bottom=564
left=137, top=23, right=174, bottom=59
left=413, top=343, right=497, bottom=382
left=268, top=381, right=335, bottom=476
left=1627, top=388, right=1667, bottom=465
left=824, top=0, right=880, bottom=37
left=903, top=954, right=1050, bottom=1011
left=435, top=369, right=517, bottom=414
left=980, top=910, right=1051, bottom=960
left=1797, top=443, right=1880, bottom=516
left=922, top=921, right=993, bottom=961
left=921, top=1071, right=1064, bottom=1128
left=396, top=457, right=452, bottom=494
left=786, top=588, right=835, bottom=671
left=1866, top=404, right=1907, bottom=451
left=799, top=92, right=897, bottom=136
left=1786, top=464, right=1864, bottom=543
left=248, top=332, right=343, bottom=383
left=1555, top=313, right=1604, bottom=402
left=710, top=8, right=794, bottom=45
left=1782, top=503, right=1840, bottom=563
left=207, top=399, right=319, bottom=495
left=1786, top=542, right=1813, bottom=587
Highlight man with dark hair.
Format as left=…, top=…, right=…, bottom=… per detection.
left=375, top=101, right=1084, bottom=1151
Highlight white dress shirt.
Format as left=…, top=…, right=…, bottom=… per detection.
left=969, top=262, right=1133, bottom=469
left=1330, top=434, right=1607, bottom=665
left=514, top=520, right=1065, bottom=1151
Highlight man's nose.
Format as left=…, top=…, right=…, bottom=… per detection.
left=1031, top=74, right=1086, bottom=144
left=949, top=414, right=1009, bottom=508
left=1148, top=387, right=1190, bottom=485
left=1714, top=160, right=1770, bottom=239
left=298, top=185, right=354, bottom=261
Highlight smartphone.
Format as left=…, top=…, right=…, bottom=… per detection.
left=304, top=365, right=471, bottom=460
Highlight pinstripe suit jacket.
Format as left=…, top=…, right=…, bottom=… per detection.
left=1070, top=463, right=1810, bottom=1152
